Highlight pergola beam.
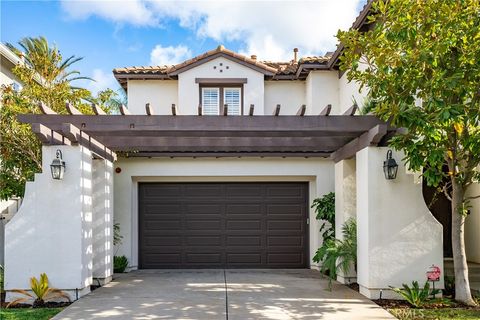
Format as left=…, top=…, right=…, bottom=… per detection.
left=127, top=152, right=331, bottom=158
left=18, top=115, right=390, bottom=134
left=331, top=124, right=388, bottom=162
left=31, top=123, right=69, bottom=145
left=101, top=136, right=350, bottom=150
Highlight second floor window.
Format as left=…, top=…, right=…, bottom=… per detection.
left=201, top=86, right=242, bottom=115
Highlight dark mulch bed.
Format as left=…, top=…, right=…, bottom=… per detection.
left=347, top=282, right=360, bottom=292
left=373, top=298, right=480, bottom=310
left=1, top=301, right=71, bottom=309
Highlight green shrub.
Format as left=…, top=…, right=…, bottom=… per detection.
left=313, top=218, right=357, bottom=288
left=311, top=192, right=335, bottom=242
left=391, top=281, right=441, bottom=308
left=114, top=256, right=129, bottom=273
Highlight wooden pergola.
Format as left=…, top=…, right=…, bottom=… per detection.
left=18, top=103, right=396, bottom=163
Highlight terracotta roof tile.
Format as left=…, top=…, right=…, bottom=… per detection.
left=113, top=46, right=331, bottom=77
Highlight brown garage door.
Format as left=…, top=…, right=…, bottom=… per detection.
left=139, top=182, right=308, bottom=269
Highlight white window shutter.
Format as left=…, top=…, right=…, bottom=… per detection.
left=224, top=88, right=241, bottom=115
left=202, top=88, right=220, bottom=115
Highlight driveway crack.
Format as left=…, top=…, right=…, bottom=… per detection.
left=223, top=269, right=229, bottom=320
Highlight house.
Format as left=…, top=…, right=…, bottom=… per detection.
left=0, top=42, right=26, bottom=267
left=0, top=42, right=24, bottom=91
left=3, top=3, right=480, bottom=302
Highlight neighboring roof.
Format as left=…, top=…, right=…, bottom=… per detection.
left=328, top=0, right=374, bottom=69
left=0, top=43, right=24, bottom=69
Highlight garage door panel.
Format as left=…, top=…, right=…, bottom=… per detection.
left=227, top=253, right=262, bottom=264
left=267, top=220, right=303, bottom=231
left=268, top=236, right=304, bottom=247
left=225, top=185, right=264, bottom=198
left=186, top=253, right=222, bottom=264
left=185, top=236, right=222, bottom=246
left=266, top=185, right=304, bottom=198
left=144, top=236, right=182, bottom=246
left=226, top=204, right=263, bottom=214
left=267, top=204, right=305, bottom=215
left=185, top=185, right=223, bottom=197
left=143, top=253, right=181, bottom=264
left=139, top=182, right=308, bottom=269
left=186, top=204, right=222, bottom=214
left=143, top=204, right=182, bottom=214
left=226, top=220, right=262, bottom=230
left=144, top=220, right=182, bottom=230
left=227, top=236, right=262, bottom=246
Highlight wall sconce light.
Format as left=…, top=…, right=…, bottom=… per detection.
left=50, top=149, right=66, bottom=180
left=383, top=149, right=398, bottom=180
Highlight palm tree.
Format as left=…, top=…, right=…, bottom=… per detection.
left=17, top=36, right=90, bottom=88
left=10, top=36, right=92, bottom=113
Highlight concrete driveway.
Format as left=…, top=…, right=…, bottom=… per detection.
left=53, top=270, right=396, bottom=320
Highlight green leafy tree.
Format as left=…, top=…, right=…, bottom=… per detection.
left=0, top=87, right=42, bottom=200
left=337, top=0, right=480, bottom=305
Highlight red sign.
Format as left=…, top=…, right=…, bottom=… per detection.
left=426, top=265, right=441, bottom=282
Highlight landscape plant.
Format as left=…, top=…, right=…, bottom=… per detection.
left=311, top=192, right=335, bottom=242
left=313, top=218, right=357, bottom=288
left=7, top=273, right=70, bottom=308
left=391, top=281, right=441, bottom=308
left=337, top=0, right=480, bottom=305
left=113, top=256, right=129, bottom=273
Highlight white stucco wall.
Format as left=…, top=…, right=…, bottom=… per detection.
left=334, top=159, right=357, bottom=283
left=338, top=70, right=366, bottom=114
left=1, top=63, right=19, bottom=88
left=113, top=157, right=334, bottom=269
left=356, top=147, right=444, bottom=299
left=178, top=57, right=265, bottom=115
left=306, top=71, right=340, bottom=115
left=264, top=81, right=305, bottom=115
left=466, top=182, right=480, bottom=263
left=127, top=80, right=178, bottom=115
left=5, top=146, right=93, bottom=300
left=92, top=159, right=114, bottom=282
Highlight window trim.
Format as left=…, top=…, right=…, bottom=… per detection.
left=199, top=83, right=244, bottom=115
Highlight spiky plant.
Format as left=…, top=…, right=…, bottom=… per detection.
left=7, top=273, right=70, bottom=308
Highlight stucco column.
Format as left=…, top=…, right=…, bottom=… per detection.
left=356, top=146, right=444, bottom=299
left=92, top=159, right=114, bottom=284
left=465, top=179, right=480, bottom=263
left=334, top=159, right=357, bottom=283
left=5, top=145, right=93, bottom=300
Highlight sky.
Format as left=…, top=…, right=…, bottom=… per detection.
left=1, top=0, right=367, bottom=95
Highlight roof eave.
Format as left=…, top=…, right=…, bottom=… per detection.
left=168, top=52, right=277, bottom=76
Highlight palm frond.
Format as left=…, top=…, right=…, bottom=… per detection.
left=7, top=297, right=30, bottom=308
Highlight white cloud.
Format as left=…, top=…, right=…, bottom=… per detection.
left=87, top=68, right=117, bottom=94
left=150, top=44, right=192, bottom=65
left=60, top=0, right=364, bottom=61
left=61, top=0, right=158, bottom=26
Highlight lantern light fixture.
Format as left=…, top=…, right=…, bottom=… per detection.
left=383, top=149, right=398, bottom=180
left=50, top=149, right=66, bottom=180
